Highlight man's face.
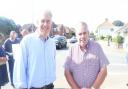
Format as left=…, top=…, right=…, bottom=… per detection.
left=12, top=32, right=17, bottom=39
left=37, top=14, right=52, bottom=37
left=21, top=29, right=29, bottom=37
left=76, top=26, right=89, bottom=48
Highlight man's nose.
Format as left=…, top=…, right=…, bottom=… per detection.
left=81, top=34, right=85, bottom=38
left=43, top=21, right=47, bottom=26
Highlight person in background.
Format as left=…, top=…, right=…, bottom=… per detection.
left=17, top=28, right=30, bottom=42
left=0, top=33, right=9, bottom=89
left=20, top=29, right=29, bottom=38
left=13, top=10, right=56, bottom=89
left=123, top=36, right=128, bottom=64
left=64, top=22, right=109, bottom=89
left=3, top=31, right=20, bottom=88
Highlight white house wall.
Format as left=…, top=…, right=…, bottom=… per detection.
left=99, top=28, right=112, bottom=37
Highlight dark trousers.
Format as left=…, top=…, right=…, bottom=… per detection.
left=0, top=64, right=9, bottom=86
left=8, top=59, right=14, bottom=86
left=30, top=83, right=54, bottom=89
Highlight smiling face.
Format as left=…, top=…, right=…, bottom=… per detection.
left=76, top=22, right=89, bottom=48
left=36, top=10, right=52, bottom=38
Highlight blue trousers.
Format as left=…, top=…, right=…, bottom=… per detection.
left=8, top=58, right=14, bottom=87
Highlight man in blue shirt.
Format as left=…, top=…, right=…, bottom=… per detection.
left=13, top=10, right=56, bottom=89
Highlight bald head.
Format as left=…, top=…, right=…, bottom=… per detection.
left=75, top=22, right=89, bottom=34
left=75, top=21, right=89, bottom=48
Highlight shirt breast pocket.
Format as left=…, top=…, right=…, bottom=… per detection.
left=85, top=53, right=99, bottom=65
left=87, top=58, right=99, bottom=65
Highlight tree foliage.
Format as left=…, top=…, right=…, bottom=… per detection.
left=112, top=20, right=124, bottom=26
left=0, top=17, right=17, bottom=37
left=22, top=23, right=36, bottom=32
left=116, top=35, right=124, bottom=44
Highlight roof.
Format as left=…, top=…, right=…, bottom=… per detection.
left=98, top=18, right=113, bottom=29
left=116, top=23, right=128, bottom=33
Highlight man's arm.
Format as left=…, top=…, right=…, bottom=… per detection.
left=64, top=69, right=80, bottom=89
left=92, top=67, right=107, bottom=89
left=13, top=40, right=28, bottom=89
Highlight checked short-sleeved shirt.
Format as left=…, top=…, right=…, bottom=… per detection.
left=64, top=40, right=109, bottom=88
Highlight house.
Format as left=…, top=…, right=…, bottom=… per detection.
left=50, top=22, right=76, bottom=38
left=97, top=18, right=125, bottom=38
left=116, top=23, right=128, bottom=37
left=97, top=18, right=114, bottom=37
left=116, top=23, right=128, bottom=48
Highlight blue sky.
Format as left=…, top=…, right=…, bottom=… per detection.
left=0, top=0, right=128, bottom=31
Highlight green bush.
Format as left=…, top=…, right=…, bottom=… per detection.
left=112, top=37, right=116, bottom=42
left=116, top=35, right=124, bottom=44
left=100, top=35, right=105, bottom=40
left=107, top=35, right=112, bottom=39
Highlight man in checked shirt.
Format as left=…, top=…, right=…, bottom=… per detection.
left=64, top=22, right=109, bottom=89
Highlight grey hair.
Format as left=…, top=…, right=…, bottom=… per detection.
left=36, top=10, right=53, bottom=21
left=10, top=31, right=16, bottom=37
left=43, top=10, right=52, bottom=18
left=75, top=21, right=89, bottom=33
left=34, top=9, right=53, bottom=27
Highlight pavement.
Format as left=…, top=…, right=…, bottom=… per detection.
left=2, top=40, right=128, bottom=89
left=97, top=40, right=128, bottom=89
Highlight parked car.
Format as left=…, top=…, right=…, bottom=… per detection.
left=53, top=35, right=67, bottom=49
left=69, top=36, right=77, bottom=43
left=89, top=35, right=96, bottom=41
left=89, top=37, right=95, bottom=41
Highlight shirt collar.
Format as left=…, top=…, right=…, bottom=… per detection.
left=40, top=36, right=49, bottom=41
left=34, top=31, right=49, bottom=41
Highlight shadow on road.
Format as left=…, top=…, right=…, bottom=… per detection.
left=56, top=46, right=69, bottom=50
left=55, top=88, right=70, bottom=89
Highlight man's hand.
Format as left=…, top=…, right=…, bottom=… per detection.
left=71, top=86, right=80, bottom=89
left=81, top=88, right=91, bottom=89
left=0, top=57, right=7, bottom=62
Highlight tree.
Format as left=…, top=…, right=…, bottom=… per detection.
left=0, top=17, right=17, bottom=37
left=112, top=20, right=124, bottom=26
left=115, top=35, right=124, bottom=48
left=90, top=31, right=94, bottom=36
left=15, top=24, right=22, bottom=37
left=22, top=23, right=36, bottom=32
left=52, top=22, right=57, bottom=28
left=107, top=35, right=112, bottom=46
